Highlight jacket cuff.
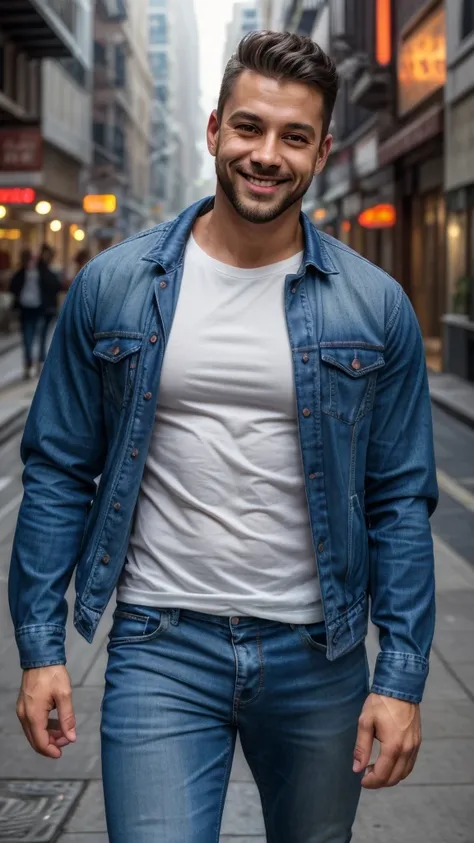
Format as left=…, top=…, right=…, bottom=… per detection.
left=371, top=651, right=429, bottom=704
left=15, top=624, right=66, bottom=670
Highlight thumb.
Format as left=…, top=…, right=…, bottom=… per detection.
left=353, top=712, right=374, bottom=773
left=56, top=690, right=77, bottom=741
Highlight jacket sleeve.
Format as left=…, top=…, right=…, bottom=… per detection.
left=8, top=264, right=107, bottom=669
left=365, top=285, right=438, bottom=704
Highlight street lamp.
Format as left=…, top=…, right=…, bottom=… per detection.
left=35, top=201, right=52, bottom=215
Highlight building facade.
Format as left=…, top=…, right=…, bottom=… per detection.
left=148, top=0, right=201, bottom=220
left=223, top=1, right=261, bottom=71
left=90, top=0, right=153, bottom=251
left=443, top=0, right=474, bottom=381
left=0, top=0, right=93, bottom=281
left=266, top=0, right=449, bottom=372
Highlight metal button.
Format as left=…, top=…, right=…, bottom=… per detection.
left=112, top=346, right=120, bottom=356
left=291, top=287, right=297, bottom=294
left=231, top=617, right=240, bottom=625
left=302, top=353, right=309, bottom=363
left=150, top=335, right=158, bottom=344
left=159, top=280, right=167, bottom=289
left=302, top=408, right=311, bottom=417
left=113, top=502, right=121, bottom=511
left=318, top=542, right=324, bottom=554
left=144, top=392, right=152, bottom=400
left=351, top=358, right=361, bottom=371
left=131, top=448, right=139, bottom=458
left=309, top=473, right=317, bottom=480
left=102, top=554, right=110, bottom=565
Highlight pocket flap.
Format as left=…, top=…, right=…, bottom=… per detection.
left=321, top=345, right=385, bottom=378
left=320, top=346, right=385, bottom=378
left=93, top=337, right=142, bottom=364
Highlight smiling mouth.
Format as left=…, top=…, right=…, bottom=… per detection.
left=238, top=171, right=289, bottom=188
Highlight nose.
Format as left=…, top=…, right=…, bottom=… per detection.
left=250, top=133, right=282, bottom=170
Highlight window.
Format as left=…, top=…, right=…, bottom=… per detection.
left=149, top=13, right=167, bottom=44
left=154, top=84, right=168, bottom=105
left=149, top=52, right=167, bottom=79
left=115, top=44, right=126, bottom=87
left=243, top=7, right=257, bottom=19
left=149, top=0, right=166, bottom=5
left=461, top=0, right=474, bottom=40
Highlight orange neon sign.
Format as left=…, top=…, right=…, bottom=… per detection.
left=358, top=204, right=396, bottom=229
left=376, top=0, right=392, bottom=66
left=398, top=7, right=446, bottom=115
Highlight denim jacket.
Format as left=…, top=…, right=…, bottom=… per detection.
left=9, top=197, right=438, bottom=702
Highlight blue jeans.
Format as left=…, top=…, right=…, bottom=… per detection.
left=101, top=604, right=369, bottom=843
left=20, top=307, right=41, bottom=369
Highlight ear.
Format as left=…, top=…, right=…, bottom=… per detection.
left=314, top=133, right=333, bottom=176
left=207, top=110, right=220, bottom=158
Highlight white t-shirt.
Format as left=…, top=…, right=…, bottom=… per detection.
left=118, top=234, right=323, bottom=623
left=19, top=268, right=41, bottom=309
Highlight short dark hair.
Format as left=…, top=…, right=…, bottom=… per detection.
left=217, top=30, right=339, bottom=139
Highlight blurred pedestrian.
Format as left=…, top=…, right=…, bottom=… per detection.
left=73, top=247, right=91, bottom=272
left=10, top=248, right=42, bottom=379
left=64, top=248, right=91, bottom=291
left=9, top=30, right=438, bottom=843
left=36, top=244, right=61, bottom=374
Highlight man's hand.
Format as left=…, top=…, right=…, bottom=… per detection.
left=353, top=692, right=421, bottom=789
left=16, top=665, right=76, bottom=759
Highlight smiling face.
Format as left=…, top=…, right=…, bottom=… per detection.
left=208, top=70, right=332, bottom=225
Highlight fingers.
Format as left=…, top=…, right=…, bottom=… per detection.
left=353, top=711, right=375, bottom=774
left=17, top=697, right=62, bottom=759
left=361, top=744, right=398, bottom=789
left=362, top=740, right=421, bottom=789
left=56, top=688, right=77, bottom=743
left=16, top=666, right=76, bottom=759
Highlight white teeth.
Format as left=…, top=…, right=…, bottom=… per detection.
left=245, top=175, right=280, bottom=187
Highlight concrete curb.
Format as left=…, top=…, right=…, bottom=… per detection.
left=430, top=389, right=474, bottom=431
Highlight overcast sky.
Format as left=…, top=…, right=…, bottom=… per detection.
left=195, top=0, right=236, bottom=115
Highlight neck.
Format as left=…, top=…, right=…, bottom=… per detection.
left=193, top=183, right=304, bottom=268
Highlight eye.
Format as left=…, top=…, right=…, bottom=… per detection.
left=236, top=123, right=259, bottom=134
left=285, top=134, right=308, bottom=145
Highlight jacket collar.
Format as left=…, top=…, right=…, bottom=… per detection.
left=143, top=196, right=339, bottom=276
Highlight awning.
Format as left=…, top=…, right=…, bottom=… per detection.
left=0, top=0, right=74, bottom=59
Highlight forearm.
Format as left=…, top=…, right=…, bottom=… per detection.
left=9, top=454, right=95, bottom=668
left=368, top=496, right=435, bottom=703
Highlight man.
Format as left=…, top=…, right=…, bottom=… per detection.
left=10, top=244, right=60, bottom=378
left=9, top=31, right=437, bottom=843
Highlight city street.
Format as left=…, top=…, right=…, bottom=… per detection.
left=0, top=350, right=473, bottom=842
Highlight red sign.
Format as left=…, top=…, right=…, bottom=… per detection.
left=0, top=128, right=43, bottom=172
left=359, top=203, right=396, bottom=229
left=0, top=188, right=36, bottom=204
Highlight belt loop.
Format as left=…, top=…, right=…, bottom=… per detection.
left=169, top=608, right=180, bottom=626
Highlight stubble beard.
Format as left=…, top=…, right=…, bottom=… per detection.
left=215, top=152, right=314, bottom=225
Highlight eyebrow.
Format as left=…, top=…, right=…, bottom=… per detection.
left=229, top=110, right=316, bottom=138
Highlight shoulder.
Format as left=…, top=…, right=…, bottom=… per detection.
left=83, top=222, right=171, bottom=281
left=318, top=231, right=403, bottom=324
left=79, top=222, right=172, bottom=317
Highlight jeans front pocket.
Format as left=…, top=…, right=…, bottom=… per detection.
left=320, top=344, right=385, bottom=424
left=294, top=620, right=327, bottom=653
left=108, top=604, right=169, bottom=646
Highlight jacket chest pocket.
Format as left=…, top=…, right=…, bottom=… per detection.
left=93, top=337, right=143, bottom=410
left=320, top=345, right=385, bottom=425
